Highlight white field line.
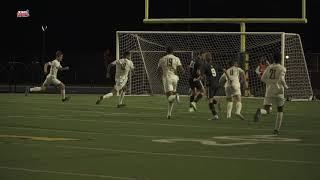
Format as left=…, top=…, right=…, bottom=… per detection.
left=5, top=100, right=168, bottom=110
left=4, top=104, right=318, bottom=124
left=5, top=143, right=320, bottom=165
left=5, top=115, right=318, bottom=133
left=3, top=99, right=316, bottom=117
left=0, top=166, right=136, bottom=180
left=0, top=126, right=179, bottom=139
left=2, top=125, right=320, bottom=147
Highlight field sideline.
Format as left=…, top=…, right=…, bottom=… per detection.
left=0, top=93, right=320, bottom=180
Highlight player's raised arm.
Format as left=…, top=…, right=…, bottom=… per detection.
left=260, top=66, right=270, bottom=83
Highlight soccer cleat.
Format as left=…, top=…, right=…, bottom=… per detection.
left=254, top=108, right=261, bottom=122
left=235, top=113, right=245, bottom=120
left=175, top=93, right=180, bottom=104
left=189, top=107, right=195, bottom=112
left=167, top=115, right=171, bottom=119
left=62, top=96, right=71, bottom=102
left=208, top=115, right=219, bottom=120
left=273, top=129, right=280, bottom=135
left=117, top=104, right=126, bottom=108
left=96, top=96, right=103, bottom=104
left=190, top=102, right=197, bottom=111
left=25, top=86, right=30, bottom=96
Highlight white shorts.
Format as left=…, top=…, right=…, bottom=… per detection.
left=264, top=97, right=285, bottom=107
left=114, top=78, right=128, bottom=92
left=42, top=76, right=62, bottom=86
left=225, top=85, right=241, bottom=98
left=163, top=75, right=179, bottom=93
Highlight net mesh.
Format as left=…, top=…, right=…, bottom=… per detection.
left=117, top=31, right=313, bottom=100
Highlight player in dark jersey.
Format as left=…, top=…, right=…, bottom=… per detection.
left=188, top=51, right=205, bottom=112
left=202, top=52, right=222, bottom=120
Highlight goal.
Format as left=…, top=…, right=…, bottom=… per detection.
left=116, top=31, right=313, bottom=100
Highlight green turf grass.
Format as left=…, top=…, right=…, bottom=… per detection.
left=0, top=93, right=320, bottom=180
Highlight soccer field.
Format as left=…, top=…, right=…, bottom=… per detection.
left=0, top=93, right=320, bottom=180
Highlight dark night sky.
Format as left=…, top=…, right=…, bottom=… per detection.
left=3, top=0, right=320, bottom=62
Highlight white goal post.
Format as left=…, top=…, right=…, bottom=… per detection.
left=116, top=31, right=313, bottom=100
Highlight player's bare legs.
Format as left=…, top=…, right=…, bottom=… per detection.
left=58, top=83, right=70, bottom=102
left=166, top=91, right=176, bottom=119
left=190, top=85, right=204, bottom=112
left=189, top=88, right=197, bottom=112
left=226, top=97, right=233, bottom=119
left=96, top=89, right=116, bottom=104
left=274, top=106, right=284, bottom=135
left=234, top=95, right=244, bottom=120
left=25, top=85, right=47, bottom=96
left=96, top=88, right=126, bottom=107
left=208, top=98, right=219, bottom=120
left=117, top=88, right=126, bottom=108
left=254, top=104, right=272, bottom=122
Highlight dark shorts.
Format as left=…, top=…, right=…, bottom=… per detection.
left=189, top=78, right=203, bottom=91
left=208, top=84, right=219, bottom=98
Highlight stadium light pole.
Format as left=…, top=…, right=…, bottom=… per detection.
left=41, top=25, right=48, bottom=64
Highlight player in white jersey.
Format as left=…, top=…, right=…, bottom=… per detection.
left=158, top=46, right=184, bottom=119
left=255, top=53, right=288, bottom=135
left=25, top=51, right=70, bottom=102
left=96, top=51, right=134, bottom=107
left=219, top=60, right=246, bottom=120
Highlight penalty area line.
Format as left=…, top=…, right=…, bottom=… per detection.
left=9, top=142, right=320, bottom=165
left=0, top=166, right=136, bottom=180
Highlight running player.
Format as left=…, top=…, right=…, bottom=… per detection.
left=188, top=50, right=205, bottom=112
left=202, top=52, right=222, bottom=120
left=219, top=60, right=246, bottom=120
left=158, top=46, right=184, bottom=119
left=25, top=50, right=70, bottom=102
left=255, top=53, right=288, bottom=134
left=96, top=51, right=134, bottom=107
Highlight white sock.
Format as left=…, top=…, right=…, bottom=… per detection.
left=30, top=87, right=42, bottom=92
left=168, top=95, right=175, bottom=103
left=119, top=91, right=125, bottom=104
left=260, top=109, right=267, bottom=115
left=168, top=102, right=174, bottom=117
left=235, top=102, right=242, bottom=114
left=61, top=89, right=66, bottom=99
left=103, top=93, right=113, bottom=99
left=275, top=112, right=283, bottom=131
left=227, top=102, right=233, bottom=118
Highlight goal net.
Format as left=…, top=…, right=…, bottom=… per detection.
left=117, top=31, right=313, bottom=100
